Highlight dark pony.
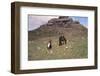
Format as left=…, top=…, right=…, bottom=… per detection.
left=59, top=35, right=66, bottom=46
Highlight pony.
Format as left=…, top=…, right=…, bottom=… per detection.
left=59, top=35, right=66, bottom=46
left=47, top=40, right=52, bottom=49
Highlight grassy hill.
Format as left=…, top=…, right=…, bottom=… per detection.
left=28, top=16, right=88, bottom=60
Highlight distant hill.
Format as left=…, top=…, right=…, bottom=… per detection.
left=28, top=16, right=87, bottom=41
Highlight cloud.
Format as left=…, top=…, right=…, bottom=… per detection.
left=28, top=15, right=58, bottom=31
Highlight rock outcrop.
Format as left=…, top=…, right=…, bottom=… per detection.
left=46, top=16, right=79, bottom=27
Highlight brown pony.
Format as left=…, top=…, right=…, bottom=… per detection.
left=59, top=35, right=66, bottom=46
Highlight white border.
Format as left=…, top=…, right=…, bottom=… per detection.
left=20, top=6, right=95, bottom=70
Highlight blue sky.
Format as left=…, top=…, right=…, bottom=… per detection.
left=28, top=15, right=88, bottom=31
left=71, top=16, right=88, bottom=28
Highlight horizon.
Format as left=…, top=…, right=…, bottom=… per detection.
left=28, top=15, right=88, bottom=31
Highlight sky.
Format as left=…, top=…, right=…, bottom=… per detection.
left=28, top=15, right=88, bottom=31
left=71, top=16, right=88, bottom=28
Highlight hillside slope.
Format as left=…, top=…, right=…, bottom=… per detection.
left=29, top=16, right=87, bottom=40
